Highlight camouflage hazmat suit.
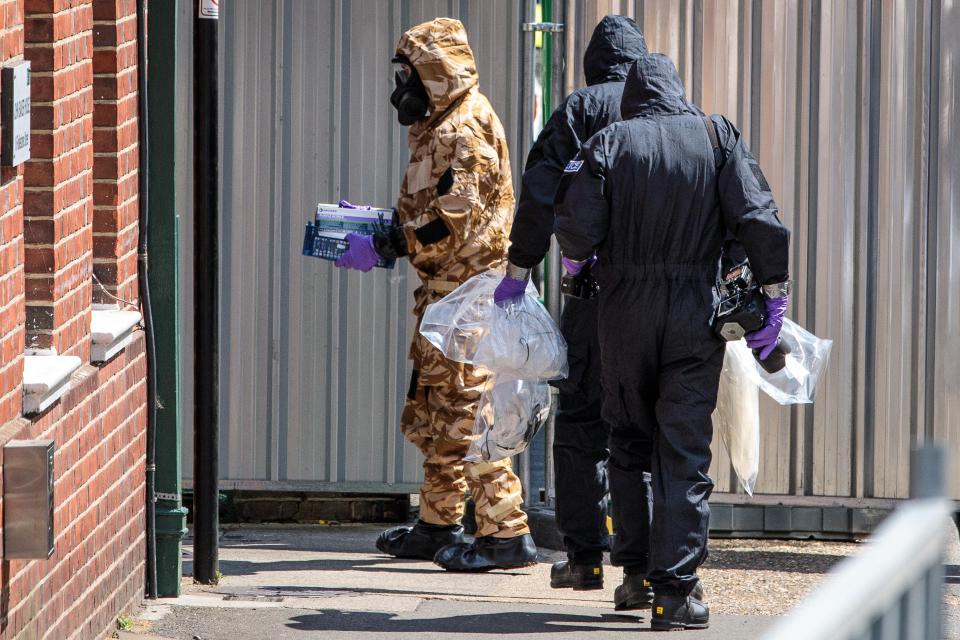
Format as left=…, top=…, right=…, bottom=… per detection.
left=394, top=18, right=529, bottom=539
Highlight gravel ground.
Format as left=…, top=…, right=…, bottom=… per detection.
left=697, top=538, right=862, bottom=615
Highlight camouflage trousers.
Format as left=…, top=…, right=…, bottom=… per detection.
left=401, top=332, right=530, bottom=539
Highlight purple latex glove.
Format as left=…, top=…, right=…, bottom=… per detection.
left=493, top=275, right=528, bottom=307
left=745, top=295, right=789, bottom=360
left=562, top=255, right=598, bottom=277
left=562, top=256, right=587, bottom=276
left=339, top=199, right=373, bottom=210
left=335, top=233, right=379, bottom=272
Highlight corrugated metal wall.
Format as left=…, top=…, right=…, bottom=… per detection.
left=182, top=0, right=526, bottom=492
left=566, top=0, right=959, bottom=499
left=185, top=0, right=959, bottom=501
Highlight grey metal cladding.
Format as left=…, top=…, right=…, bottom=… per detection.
left=187, top=0, right=959, bottom=502
left=183, top=0, right=524, bottom=491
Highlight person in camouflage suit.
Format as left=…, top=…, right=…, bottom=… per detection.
left=335, top=17, right=538, bottom=572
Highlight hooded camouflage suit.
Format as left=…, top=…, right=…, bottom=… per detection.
left=395, top=18, right=528, bottom=539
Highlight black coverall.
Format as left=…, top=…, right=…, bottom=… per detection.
left=507, top=15, right=648, bottom=567
left=554, top=54, right=790, bottom=595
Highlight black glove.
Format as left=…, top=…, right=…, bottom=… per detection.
left=372, top=225, right=409, bottom=259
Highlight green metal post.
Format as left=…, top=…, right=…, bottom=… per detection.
left=148, top=0, right=187, bottom=598
left=539, top=0, right=556, bottom=309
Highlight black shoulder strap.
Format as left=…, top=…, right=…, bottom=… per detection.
left=701, top=116, right=723, bottom=168
left=703, top=115, right=731, bottom=288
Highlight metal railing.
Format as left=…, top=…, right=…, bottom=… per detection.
left=763, top=446, right=952, bottom=640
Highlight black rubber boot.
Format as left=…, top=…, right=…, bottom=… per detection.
left=614, top=573, right=654, bottom=610
left=433, top=533, right=539, bottom=572
left=616, top=576, right=703, bottom=611
left=375, top=520, right=465, bottom=560
left=550, top=560, right=604, bottom=590
left=651, top=587, right=709, bottom=631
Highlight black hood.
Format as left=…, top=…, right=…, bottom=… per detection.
left=621, top=53, right=698, bottom=118
left=583, top=15, right=647, bottom=86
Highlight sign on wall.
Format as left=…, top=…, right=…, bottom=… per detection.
left=199, top=0, right=218, bottom=19
left=2, top=60, right=30, bottom=167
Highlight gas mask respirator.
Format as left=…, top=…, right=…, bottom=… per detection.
left=560, top=262, right=600, bottom=300
left=712, top=262, right=789, bottom=373
left=390, top=59, right=429, bottom=126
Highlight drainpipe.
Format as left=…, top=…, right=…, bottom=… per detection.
left=148, top=0, right=189, bottom=597
left=136, top=0, right=158, bottom=600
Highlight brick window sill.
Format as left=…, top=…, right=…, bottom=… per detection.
left=91, top=308, right=143, bottom=364
left=23, top=356, right=83, bottom=415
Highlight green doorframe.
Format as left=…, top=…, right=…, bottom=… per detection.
left=542, top=0, right=553, bottom=125
left=528, top=0, right=562, bottom=311
left=147, top=0, right=187, bottom=598
left=537, top=0, right=565, bottom=322
left=521, top=0, right=565, bottom=320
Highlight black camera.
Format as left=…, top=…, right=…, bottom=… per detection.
left=713, top=263, right=765, bottom=340
left=712, top=262, right=789, bottom=373
left=560, top=263, right=600, bottom=300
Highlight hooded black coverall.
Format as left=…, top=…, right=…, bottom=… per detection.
left=507, top=15, right=648, bottom=567
left=554, top=54, right=790, bottom=595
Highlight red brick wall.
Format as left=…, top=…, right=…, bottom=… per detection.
left=0, top=0, right=147, bottom=638
left=0, top=335, right=147, bottom=639
left=0, top=0, right=25, bottom=426
left=92, top=0, right=137, bottom=306
left=23, top=0, right=95, bottom=358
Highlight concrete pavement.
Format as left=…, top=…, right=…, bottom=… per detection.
left=119, top=523, right=960, bottom=639
left=130, top=600, right=768, bottom=639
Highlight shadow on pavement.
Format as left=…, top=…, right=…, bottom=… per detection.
left=257, top=584, right=585, bottom=603
left=218, top=557, right=447, bottom=576
left=286, top=610, right=644, bottom=634
left=186, top=557, right=535, bottom=578
left=217, top=535, right=376, bottom=554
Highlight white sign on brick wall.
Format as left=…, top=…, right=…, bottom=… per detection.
left=2, top=60, right=30, bottom=167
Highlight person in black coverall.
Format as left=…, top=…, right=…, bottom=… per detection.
left=492, top=15, right=652, bottom=608
left=554, top=54, right=791, bottom=631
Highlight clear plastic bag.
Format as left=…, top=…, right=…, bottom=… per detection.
left=420, top=271, right=568, bottom=381
left=711, top=320, right=832, bottom=493
left=465, top=375, right=552, bottom=463
left=751, top=319, right=833, bottom=405
left=712, top=341, right=761, bottom=494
